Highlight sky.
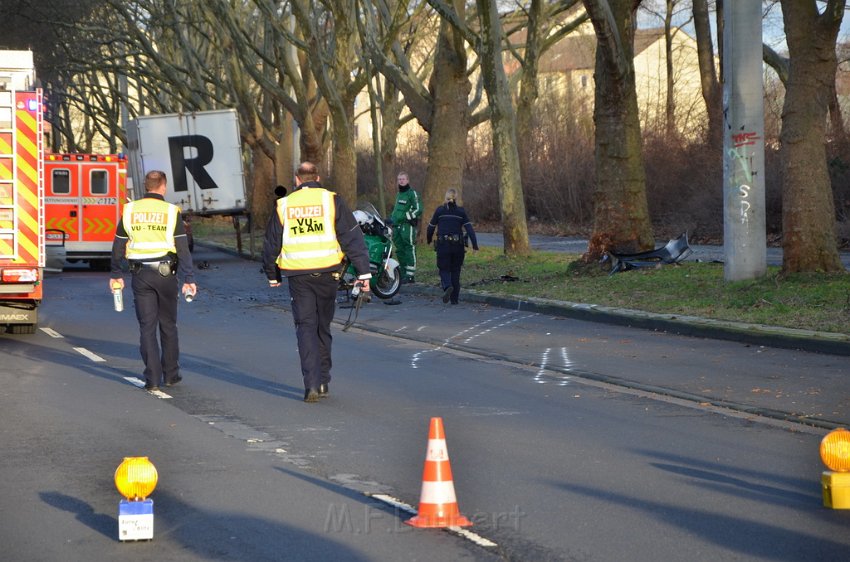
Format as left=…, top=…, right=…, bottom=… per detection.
left=637, top=1, right=850, bottom=56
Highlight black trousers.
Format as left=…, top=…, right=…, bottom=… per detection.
left=288, top=272, right=338, bottom=391
left=436, top=243, right=465, bottom=304
left=132, top=268, right=180, bottom=386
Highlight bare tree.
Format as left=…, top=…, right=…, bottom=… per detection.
left=776, top=0, right=845, bottom=273
left=508, top=1, right=588, bottom=197
left=640, top=0, right=689, bottom=138
left=359, top=0, right=476, bottom=228
left=662, top=0, right=678, bottom=138
left=211, top=0, right=331, bottom=228
left=424, top=0, right=480, bottom=232
left=476, top=0, right=530, bottom=254
left=581, top=0, right=654, bottom=260
left=428, top=0, right=530, bottom=255
left=692, top=0, right=722, bottom=146
left=290, top=0, right=368, bottom=206
left=225, top=0, right=332, bottom=169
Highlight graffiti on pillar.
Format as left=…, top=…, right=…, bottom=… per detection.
left=732, top=132, right=759, bottom=147
left=728, top=131, right=761, bottom=225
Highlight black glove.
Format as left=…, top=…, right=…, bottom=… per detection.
left=408, top=218, right=419, bottom=227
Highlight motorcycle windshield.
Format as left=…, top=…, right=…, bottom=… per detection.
left=357, top=202, right=387, bottom=228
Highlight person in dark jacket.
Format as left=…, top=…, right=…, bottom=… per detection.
left=262, top=162, right=371, bottom=403
left=426, top=188, right=479, bottom=305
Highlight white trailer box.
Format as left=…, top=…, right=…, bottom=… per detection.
left=0, top=49, right=36, bottom=90
left=125, top=109, right=246, bottom=215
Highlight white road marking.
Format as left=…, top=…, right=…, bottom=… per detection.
left=367, top=493, right=498, bottom=548
left=462, top=313, right=536, bottom=344
left=558, top=347, right=573, bottom=386
left=125, top=377, right=145, bottom=388
left=412, top=311, right=537, bottom=369
left=535, top=347, right=550, bottom=384
left=39, top=327, right=63, bottom=338
left=561, top=346, right=572, bottom=367
left=123, top=376, right=172, bottom=399
left=73, top=347, right=106, bottom=362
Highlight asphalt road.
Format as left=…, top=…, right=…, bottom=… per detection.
left=2, top=246, right=849, bottom=561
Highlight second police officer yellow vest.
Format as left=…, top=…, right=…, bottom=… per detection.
left=276, top=188, right=344, bottom=271
left=123, top=197, right=178, bottom=260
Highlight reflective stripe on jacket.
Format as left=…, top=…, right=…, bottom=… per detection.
left=123, top=197, right=178, bottom=260
left=391, top=188, right=422, bottom=224
left=276, top=188, right=344, bottom=271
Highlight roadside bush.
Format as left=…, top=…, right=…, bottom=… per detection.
left=354, top=101, right=843, bottom=249
left=643, top=134, right=722, bottom=242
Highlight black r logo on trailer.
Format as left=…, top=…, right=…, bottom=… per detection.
left=168, top=135, right=218, bottom=192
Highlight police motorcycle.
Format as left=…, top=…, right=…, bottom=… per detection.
left=338, top=202, right=401, bottom=300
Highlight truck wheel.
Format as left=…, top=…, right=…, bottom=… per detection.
left=9, top=324, right=36, bottom=335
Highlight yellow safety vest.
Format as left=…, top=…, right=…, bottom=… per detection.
left=123, top=197, right=178, bottom=260
left=276, top=188, right=343, bottom=271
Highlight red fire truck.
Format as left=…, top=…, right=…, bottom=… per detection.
left=44, top=153, right=127, bottom=270
left=0, top=87, right=45, bottom=334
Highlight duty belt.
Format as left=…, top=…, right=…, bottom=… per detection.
left=438, top=234, right=461, bottom=242
left=129, top=259, right=175, bottom=276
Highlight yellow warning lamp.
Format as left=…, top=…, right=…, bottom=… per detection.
left=114, top=457, right=158, bottom=501
left=820, top=428, right=850, bottom=472
left=820, top=428, right=850, bottom=509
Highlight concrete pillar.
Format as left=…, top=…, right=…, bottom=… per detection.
left=722, top=1, right=767, bottom=281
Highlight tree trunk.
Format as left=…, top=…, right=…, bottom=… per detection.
left=516, top=0, right=543, bottom=184
left=249, top=141, right=276, bottom=235
left=693, top=0, right=722, bottom=146
left=423, top=15, right=471, bottom=235
left=582, top=0, right=653, bottom=259
left=664, top=0, right=676, bottom=139
left=380, top=84, right=405, bottom=215
left=328, top=103, right=358, bottom=207
left=478, top=0, right=530, bottom=256
left=779, top=0, right=844, bottom=273
left=275, top=114, right=294, bottom=189
left=291, top=0, right=360, bottom=201
left=300, top=105, right=329, bottom=166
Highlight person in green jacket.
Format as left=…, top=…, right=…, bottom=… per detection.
left=390, top=171, right=422, bottom=283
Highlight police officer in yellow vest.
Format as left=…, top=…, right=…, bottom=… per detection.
left=110, top=170, right=196, bottom=391
left=262, top=161, right=371, bottom=403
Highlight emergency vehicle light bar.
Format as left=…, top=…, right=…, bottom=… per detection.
left=47, top=154, right=123, bottom=162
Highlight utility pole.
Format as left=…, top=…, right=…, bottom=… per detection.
left=722, top=1, right=766, bottom=281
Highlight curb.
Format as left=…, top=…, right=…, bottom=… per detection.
left=411, top=285, right=850, bottom=358
left=195, top=241, right=850, bottom=357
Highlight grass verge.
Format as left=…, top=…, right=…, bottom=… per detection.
left=415, top=247, right=850, bottom=334
left=192, top=218, right=850, bottom=335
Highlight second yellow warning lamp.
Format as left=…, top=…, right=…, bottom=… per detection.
left=820, top=428, right=850, bottom=509
left=114, top=457, right=158, bottom=540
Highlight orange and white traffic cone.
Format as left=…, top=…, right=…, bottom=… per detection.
left=406, top=417, right=472, bottom=528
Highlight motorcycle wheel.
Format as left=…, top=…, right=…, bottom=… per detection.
left=372, top=264, right=401, bottom=299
